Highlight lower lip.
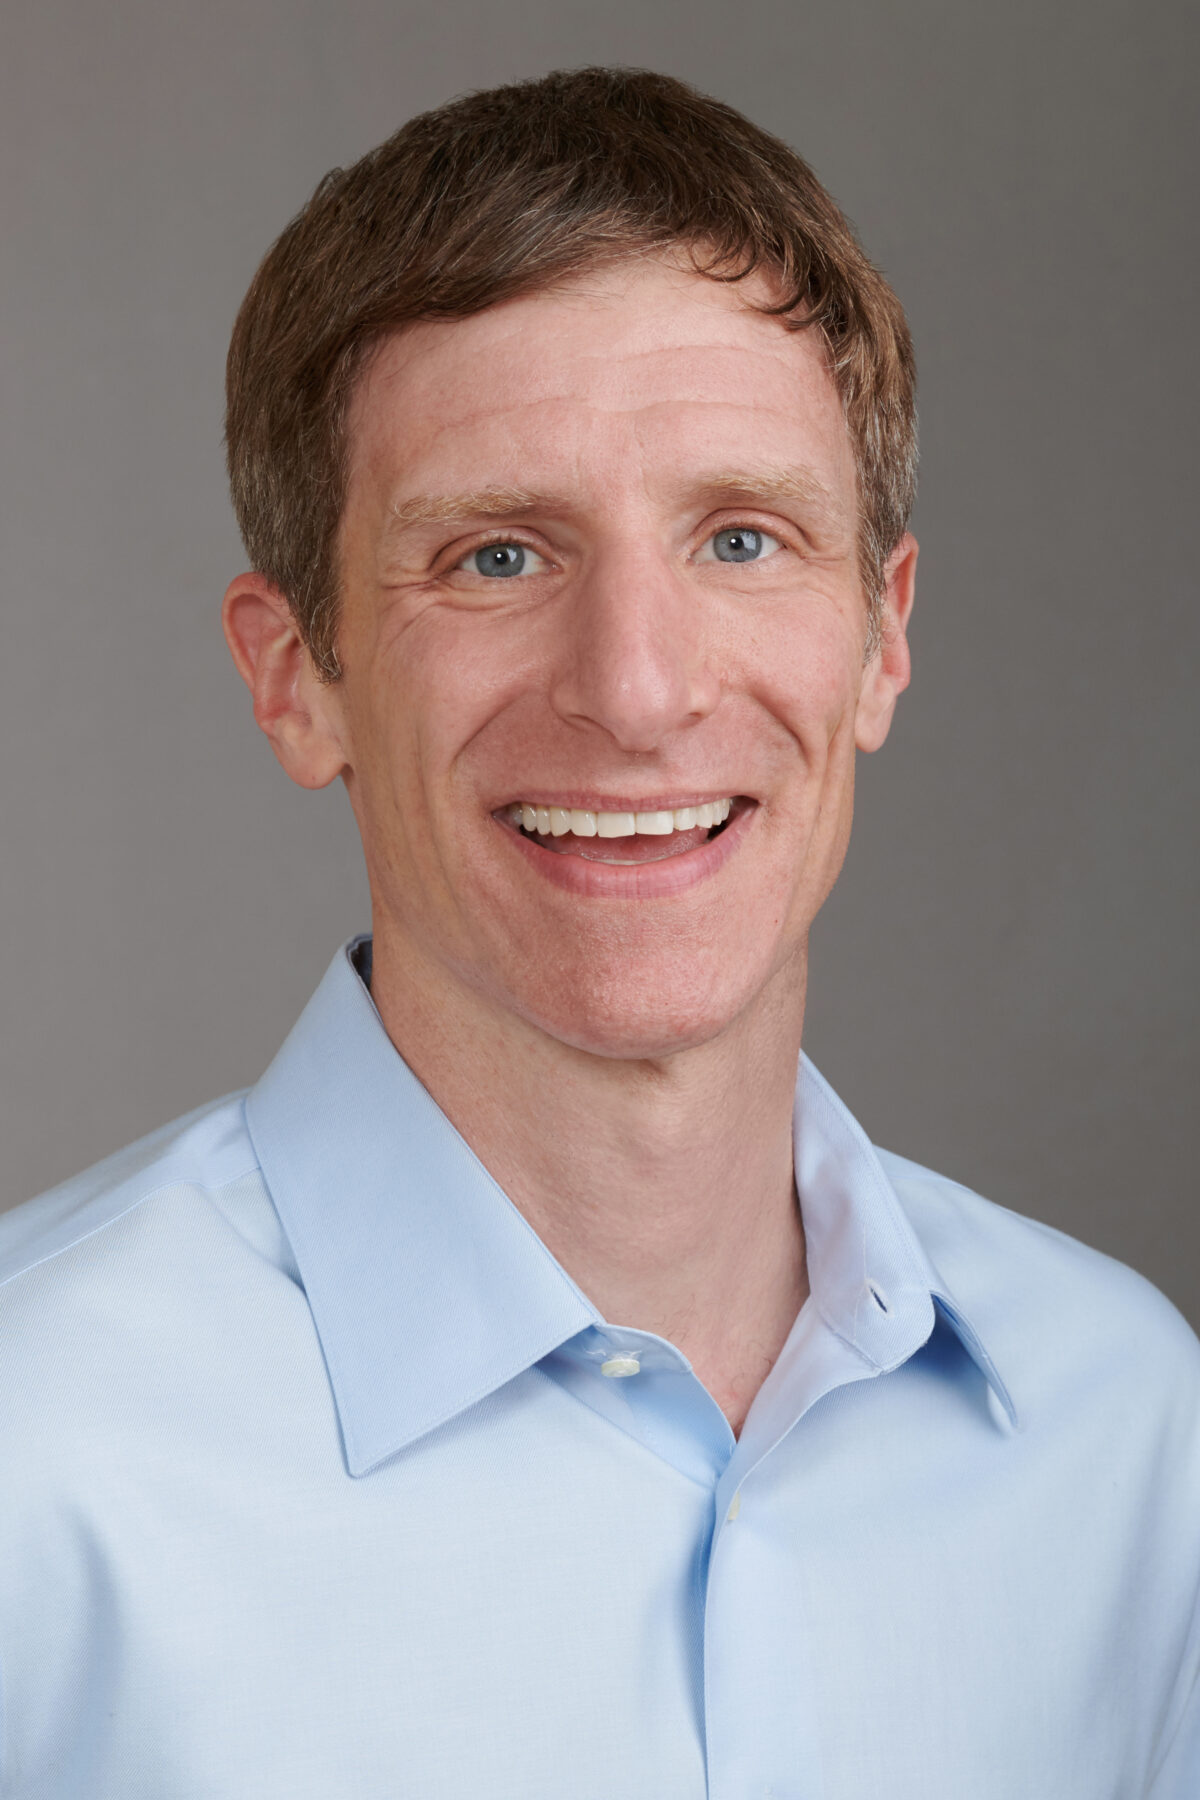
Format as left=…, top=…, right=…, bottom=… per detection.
left=495, top=802, right=756, bottom=899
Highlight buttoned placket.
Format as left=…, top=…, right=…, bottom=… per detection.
left=539, top=1284, right=941, bottom=1800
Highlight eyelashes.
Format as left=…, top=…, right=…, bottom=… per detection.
left=450, top=522, right=788, bottom=581
left=694, top=527, right=782, bottom=566
left=456, top=541, right=552, bottom=580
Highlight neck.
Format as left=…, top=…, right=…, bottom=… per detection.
left=368, top=931, right=811, bottom=1437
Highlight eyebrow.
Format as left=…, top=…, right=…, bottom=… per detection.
left=691, top=466, right=845, bottom=529
left=385, top=487, right=549, bottom=531
left=381, top=464, right=846, bottom=539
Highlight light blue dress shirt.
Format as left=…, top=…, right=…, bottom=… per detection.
left=2, top=937, right=1198, bottom=1797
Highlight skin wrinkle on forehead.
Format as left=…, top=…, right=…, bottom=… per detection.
left=361, top=304, right=805, bottom=418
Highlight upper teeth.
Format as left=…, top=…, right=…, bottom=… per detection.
left=509, top=798, right=734, bottom=837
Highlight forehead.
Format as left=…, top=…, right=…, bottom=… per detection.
left=346, top=258, right=856, bottom=511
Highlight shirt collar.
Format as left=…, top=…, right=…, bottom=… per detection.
left=246, top=938, right=1015, bottom=1476
left=793, top=1055, right=1016, bottom=1425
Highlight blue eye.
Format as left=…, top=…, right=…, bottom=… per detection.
left=712, top=528, right=765, bottom=563
left=472, top=543, right=526, bottom=577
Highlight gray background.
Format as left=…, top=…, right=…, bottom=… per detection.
left=3, top=0, right=1197, bottom=1326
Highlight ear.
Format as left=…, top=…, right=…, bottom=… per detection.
left=854, top=533, right=918, bottom=753
left=222, top=574, right=348, bottom=789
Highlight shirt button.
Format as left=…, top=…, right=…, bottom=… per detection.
left=599, top=1353, right=641, bottom=1377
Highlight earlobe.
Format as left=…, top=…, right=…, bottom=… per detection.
left=854, top=533, right=917, bottom=754
left=221, top=574, right=348, bottom=790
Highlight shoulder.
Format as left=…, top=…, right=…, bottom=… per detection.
left=879, top=1147, right=1200, bottom=1429
left=0, top=1091, right=261, bottom=1291
left=0, top=1093, right=303, bottom=1471
left=0, top=1093, right=299, bottom=1358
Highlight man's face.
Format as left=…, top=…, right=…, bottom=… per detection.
left=326, top=257, right=913, bottom=1057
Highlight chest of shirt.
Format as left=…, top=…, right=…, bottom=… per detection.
left=1, top=1348, right=1165, bottom=1800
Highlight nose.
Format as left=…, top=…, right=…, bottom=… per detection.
left=548, top=546, right=721, bottom=752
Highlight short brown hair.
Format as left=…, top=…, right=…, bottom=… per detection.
left=226, top=67, right=916, bottom=680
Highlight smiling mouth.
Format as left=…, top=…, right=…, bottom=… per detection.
left=500, top=798, right=746, bottom=863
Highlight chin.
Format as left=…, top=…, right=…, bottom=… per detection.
left=502, top=959, right=771, bottom=1061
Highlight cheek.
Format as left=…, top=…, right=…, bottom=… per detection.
left=715, top=558, right=863, bottom=705
left=745, top=623, right=862, bottom=776
left=360, top=608, right=530, bottom=798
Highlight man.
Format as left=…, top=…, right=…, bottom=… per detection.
left=1, top=66, right=1196, bottom=1798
